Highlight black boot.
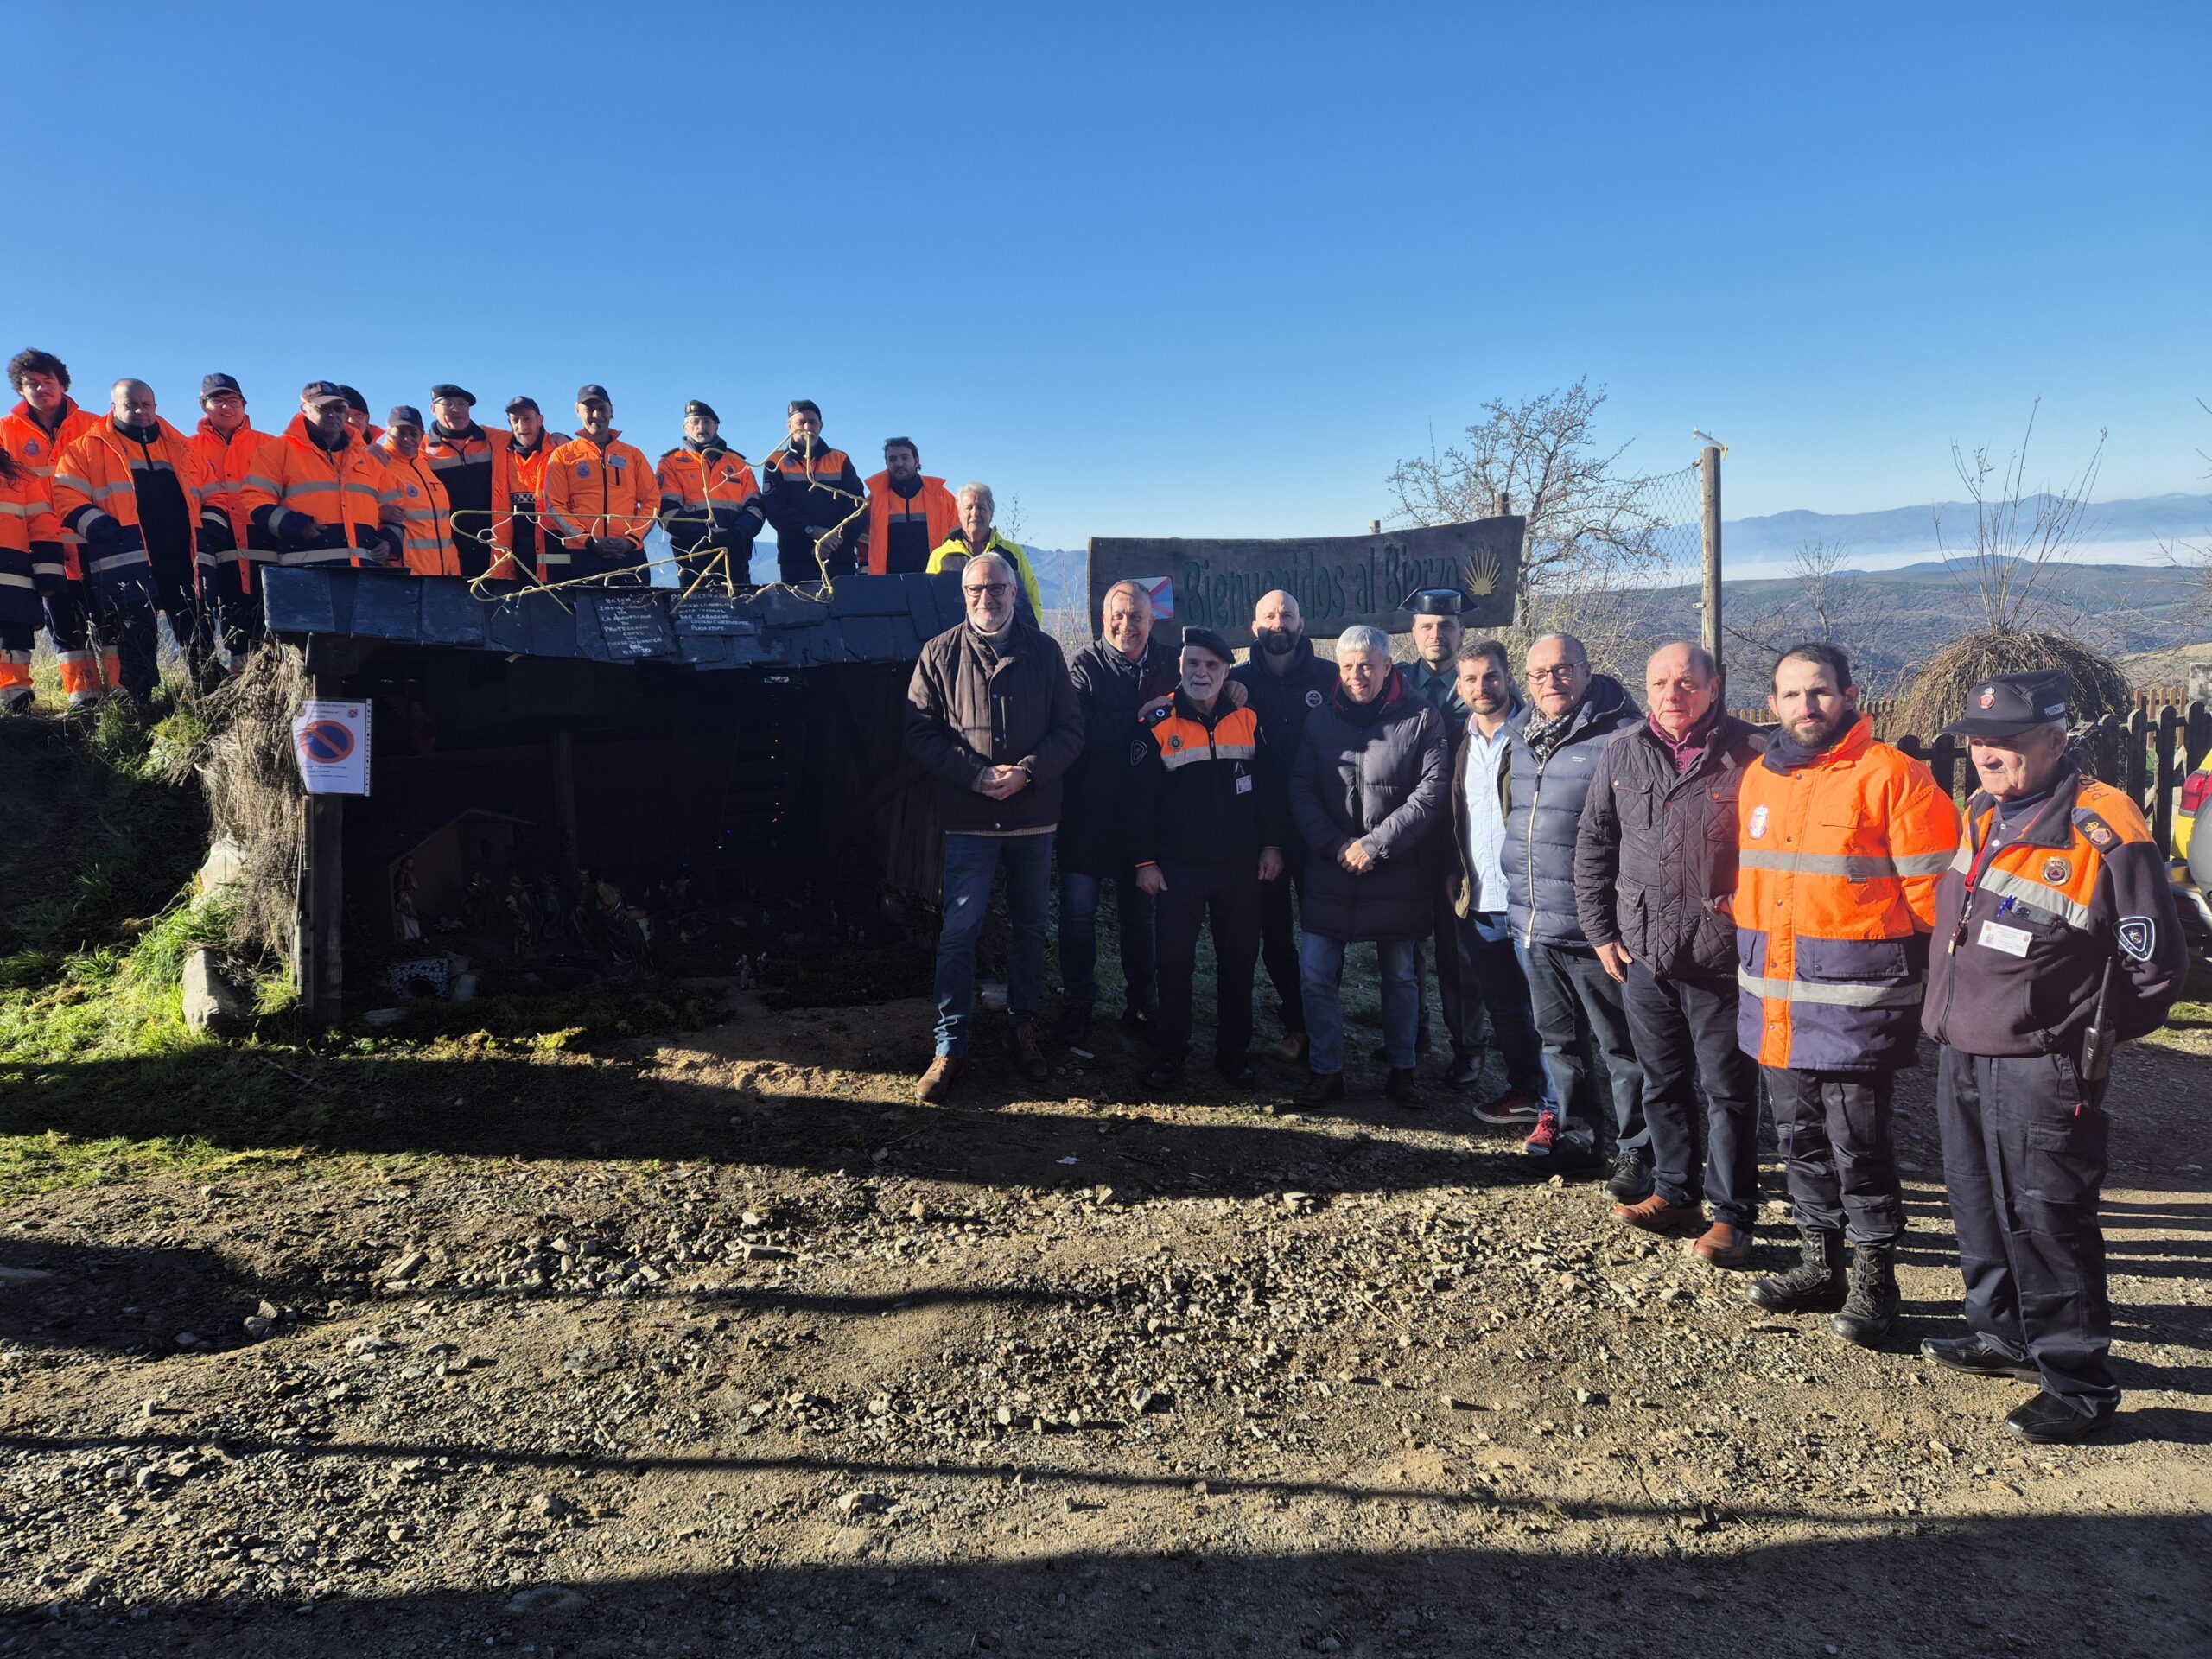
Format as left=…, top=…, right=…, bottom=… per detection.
left=1831, top=1243, right=1899, bottom=1347
left=1745, top=1227, right=1847, bottom=1313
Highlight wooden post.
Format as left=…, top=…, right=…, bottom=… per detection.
left=1700, top=445, right=1723, bottom=673
left=293, top=638, right=350, bottom=1024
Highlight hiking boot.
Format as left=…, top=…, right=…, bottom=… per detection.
left=1745, top=1227, right=1847, bottom=1313
left=1269, top=1030, right=1307, bottom=1065
left=1689, top=1222, right=1754, bottom=1268
left=915, top=1056, right=962, bottom=1103
left=1472, top=1090, right=1542, bottom=1127
left=1054, top=1003, right=1091, bottom=1048
left=1605, top=1149, right=1654, bottom=1204
left=1612, top=1192, right=1698, bottom=1233
left=1522, top=1110, right=1563, bottom=1160
left=0, top=687, right=31, bottom=717
left=1385, top=1067, right=1424, bottom=1108
left=1444, top=1051, right=1483, bottom=1088
left=1831, top=1243, right=1899, bottom=1347
left=2005, top=1392, right=2115, bottom=1444
left=1213, top=1055, right=1256, bottom=1087
left=1291, top=1071, right=1344, bottom=1109
left=1145, top=1054, right=1187, bottom=1090
left=1010, top=1023, right=1052, bottom=1084
left=1920, top=1333, right=2038, bottom=1382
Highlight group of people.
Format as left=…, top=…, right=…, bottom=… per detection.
left=903, top=559, right=2188, bottom=1446
left=0, top=347, right=1044, bottom=712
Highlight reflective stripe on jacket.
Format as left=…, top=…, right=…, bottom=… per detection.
left=51, top=417, right=205, bottom=587
left=503, top=431, right=569, bottom=581
left=1923, top=764, right=2185, bottom=1057
left=372, top=441, right=459, bottom=576
left=926, top=531, right=1044, bottom=626
left=0, top=398, right=101, bottom=578
left=238, top=416, right=397, bottom=568
left=1732, top=715, right=1961, bottom=1072
left=542, top=431, right=657, bottom=553
left=422, top=423, right=515, bottom=579
left=0, top=462, right=61, bottom=627
left=656, top=442, right=760, bottom=558
left=863, top=473, right=959, bottom=575
left=1128, top=695, right=1279, bottom=868
left=188, top=418, right=270, bottom=571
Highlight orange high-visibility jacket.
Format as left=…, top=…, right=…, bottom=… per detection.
left=503, top=430, right=570, bottom=582
left=421, top=424, right=516, bottom=575
left=1, top=397, right=103, bottom=579
left=0, top=457, right=62, bottom=628
left=1732, top=715, right=1961, bottom=1072
left=862, top=472, right=960, bottom=575
left=188, top=417, right=271, bottom=578
left=542, top=430, right=657, bottom=551
left=656, top=443, right=760, bottom=515
left=238, top=416, right=399, bottom=568
left=373, top=439, right=459, bottom=576
left=52, top=416, right=207, bottom=588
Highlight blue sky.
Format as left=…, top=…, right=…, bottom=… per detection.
left=5, top=2, right=2206, bottom=550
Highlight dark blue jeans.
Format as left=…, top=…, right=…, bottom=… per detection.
left=1453, top=910, right=1547, bottom=1096
left=1058, top=868, right=1158, bottom=1014
left=935, top=832, right=1053, bottom=1058
left=1621, top=962, right=1759, bottom=1225
left=1516, top=939, right=1647, bottom=1157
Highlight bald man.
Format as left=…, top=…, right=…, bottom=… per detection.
left=1227, top=589, right=1338, bottom=1060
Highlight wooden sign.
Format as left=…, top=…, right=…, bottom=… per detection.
left=1087, top=517, right=1522, bottom=645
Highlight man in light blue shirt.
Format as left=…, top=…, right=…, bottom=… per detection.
left=1443, top=636, right=1548, bottom=1123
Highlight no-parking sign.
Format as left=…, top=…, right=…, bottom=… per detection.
left=292, top=699, right=371, bottom=795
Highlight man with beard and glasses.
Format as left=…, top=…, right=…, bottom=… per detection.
left=861, top=437, right=961, bottom=576
left=1735, top=642, right=1960, bottom=1348
left=1226, top=589, right=1338, bottom=1062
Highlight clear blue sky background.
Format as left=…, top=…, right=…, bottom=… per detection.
left=5, top=2, right=2205, bottom=550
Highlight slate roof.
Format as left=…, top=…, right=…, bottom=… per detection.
left=261, top=568, right=973, bottom=669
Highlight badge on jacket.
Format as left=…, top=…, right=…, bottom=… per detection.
left=1128, top=739, right=1148, bottom=766
left=1305, top=690, right=1323, bottom=708
left=2117, top=917, right=2155, bottom=961
left=1748, top=804, right=1770, bottom=840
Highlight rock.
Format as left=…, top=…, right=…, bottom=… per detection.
left=197, top=836, right=247, bottom=900
left=505, top=1586, right=588, bottom=1617
left=0, top=1266, right=54, bottom=1287
left=383, top=1249, right=429, bottom=1283
left=242, top=1315, right=273, bottom=1339
left=534, top=1493, right=578, bottom=1521
left=742, top=1244, right=793, bottom=1262
left=836, top=1490, right=885, bottom=1516
left=181, top=949, right=251, bottom=1038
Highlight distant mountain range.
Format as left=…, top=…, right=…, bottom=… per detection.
left=1711, top=491, right=2210, bottom=573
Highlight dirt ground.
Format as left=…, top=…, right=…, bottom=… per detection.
left=3, top=993, right=2208, bottom=1658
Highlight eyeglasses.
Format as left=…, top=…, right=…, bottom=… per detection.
left=963, top=582, right=1013, bottom=599
left=1528, top=664, right=1586, bottom=682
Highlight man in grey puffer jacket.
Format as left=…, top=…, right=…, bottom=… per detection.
left=1574, top=643, right=1765, bottom=1266
left=1501, top=632, right=1643, bottom=1183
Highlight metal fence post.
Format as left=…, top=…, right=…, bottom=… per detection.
left=1700, top=445, right=1722, bottom=676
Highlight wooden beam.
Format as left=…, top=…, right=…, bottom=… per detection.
left=293, top=638, right=353, bottom=1025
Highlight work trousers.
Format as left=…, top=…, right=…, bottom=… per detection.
left=933, top=831, right=1052, bottom=1059
left=1517, top=940, right=1646, bottom=1158
left=1763, top=1065, right=1904, bottom=1246
left=0, top=620, right=31, bottom=702
left=1936, top=1045, right=2116, bottom=1416
left=1154, top=858, right=1262, bottom=1066
left=1257, top=860, right=1306, bottom=1034
left=41, top=582, right=105, bottom=698
left=1622, top=963, right=1760, bottom=1226
left=1058, top=867, right=1158, bottom=1016
left=208, top=561, right=268, bottom=668
left=87, top=583, right=160, bottom=702
left=1452, top=909, right=1547, bottom=1096
left=1300, top=934, right=1419, bottom=1077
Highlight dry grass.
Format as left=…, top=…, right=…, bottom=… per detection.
left=1892, top=626, right=2130, bottom=737
left=194, top=645, right=307, bottom=960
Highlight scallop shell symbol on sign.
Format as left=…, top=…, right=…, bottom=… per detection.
left=1462, top=548, right=1502, bottom=598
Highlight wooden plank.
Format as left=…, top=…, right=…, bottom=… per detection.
left=1087, top=517, right=1523, bottom=646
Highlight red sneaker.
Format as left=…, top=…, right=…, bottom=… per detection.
left=1522, top=1109, right=1560, bottom=1158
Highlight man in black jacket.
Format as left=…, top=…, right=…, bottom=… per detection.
left=1574, top=643, right=1765, bottom=1265
left=903, top=552, right=1084, bottom=1102
left=1227, top=589, right=1338, bottom=1062
left=1129, top=627, right=1287, bottom=1089
left=1056, top=580, right=1179, bottom=1049
left=1288, top=626, right=1449, bottom=1108
left=1502, top=632, right=1643, bottom=1184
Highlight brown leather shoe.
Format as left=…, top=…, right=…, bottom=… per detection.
left=1612, top=1193, right=1698, bottom=1233
left=1270, top=1031, right=1308, bottom=1065
left=1010, top=1023, right=1052, bottom=1084
left=916, top=1055, right=961, bottom=1103
left=1689, top=1221, right=1753, bottom=1268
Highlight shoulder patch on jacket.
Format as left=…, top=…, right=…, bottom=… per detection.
left=2074, top=810, right=2119, bottom=850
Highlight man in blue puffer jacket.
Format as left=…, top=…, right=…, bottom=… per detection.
left=1501, top=632, right=1643, bottom=1185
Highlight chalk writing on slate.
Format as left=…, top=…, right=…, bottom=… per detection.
left=592, top=591, right=677, bottom=658
left=671, top=592, right=761, bottom=636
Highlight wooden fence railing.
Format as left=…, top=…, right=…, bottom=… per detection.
left=1725, top=691, right=2212, bottom=852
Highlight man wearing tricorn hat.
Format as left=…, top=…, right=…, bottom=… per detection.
left=1920, top=670, right=2183, bottom=1442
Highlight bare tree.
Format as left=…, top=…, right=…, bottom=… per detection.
left=1388, top=380, right=1673, bottom=654
left=1789, top=538, right=1868, bottom=643
left=1936, top=400, right=2107, bottom=632
left=2158, top=396, right=2211, bottom=625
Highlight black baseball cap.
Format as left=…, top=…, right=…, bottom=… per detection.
left=429, top=383, right=474, bottom=405
left=300, top=379, right=346, bottom=407
left=1179, top=626, right=1235, bottom=665
left=200, top=372, right=242, bottom=399
left=1942, top=670, right=2072, bottom=740
left=503, top=395, right=541, bottom=416
left=575, top=384, right=612, bottom=406
left=387, top=405, right=424, bottom=431
left=337, top=385, right=368, bottom=414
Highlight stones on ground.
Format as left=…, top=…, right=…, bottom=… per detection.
left=181, top=948, right=251, bottom=1037
left=505, top=1586, right=588, bottom=1616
